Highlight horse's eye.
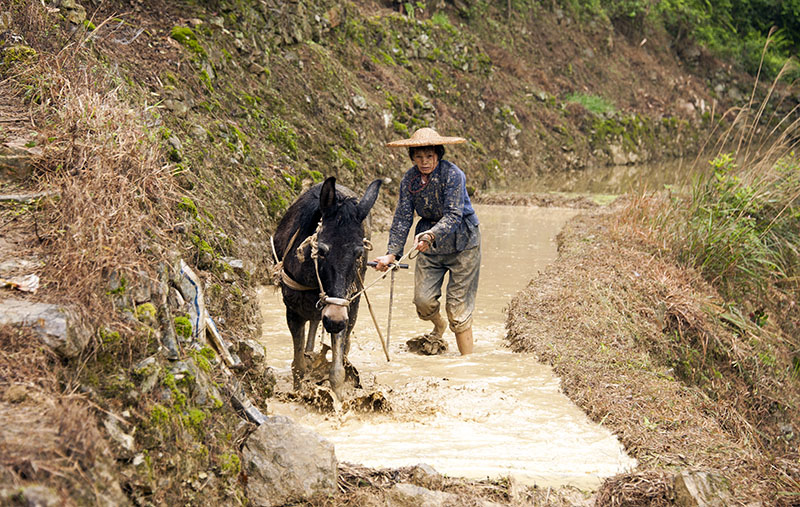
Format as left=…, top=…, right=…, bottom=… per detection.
left=318, top=242, right=330, bottom=257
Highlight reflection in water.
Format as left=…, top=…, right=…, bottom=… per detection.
left=257, top=204, right=636, bottom=489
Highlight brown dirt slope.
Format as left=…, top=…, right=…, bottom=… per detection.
left=506, top=200, right=800, bottom=505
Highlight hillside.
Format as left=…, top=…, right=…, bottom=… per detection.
left=1, top=0, right=794, bottom=505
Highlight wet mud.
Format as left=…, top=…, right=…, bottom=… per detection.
left=258, top=204, right=637, bottom=489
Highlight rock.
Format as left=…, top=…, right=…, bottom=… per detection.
left=0, top=299, right=90, bottom=358
left=1, top=484, right=61, bottom=506
left=407, top=463, right=443, bottom=490
left=58, top=0, right=87, bottom=25
left=174, top=259, right=206, bottom=343
left=607, top=143, right=640, bottom=165
left=134, top=356, right=161, bottom=393
left=0, top=137, right=43, bottom=181
left=238, top=339, right=266, bottom=363
left=352, top=95, right=367, bottom=110
left=131, top=271, right=153, bottom=305
left=3, top=384, right=28, bottom=403
left=220, top=256, right=255, bottom=277
left=673, top=471, right=733, bottom=507
left=242, top=416, right=337, bottom=506
left=104, top=415, right=135, bottom=452
left=168, top=286, right=185, bottom=310
left=0, top=257, right=42, bottom=275
left=386, top=483, right=457, bottom=507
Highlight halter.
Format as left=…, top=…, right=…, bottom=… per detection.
left=271, top=220, right=373, bottom=309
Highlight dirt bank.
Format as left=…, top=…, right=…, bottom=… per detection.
left=506, top=199, right=800, bottom=505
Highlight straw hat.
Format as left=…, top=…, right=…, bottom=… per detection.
left=386, top=127, right=466, bottom=148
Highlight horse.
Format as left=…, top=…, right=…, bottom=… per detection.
left=272, top=176, right=384, bottom=401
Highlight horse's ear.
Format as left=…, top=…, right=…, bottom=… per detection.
left=356, top=178, right=387, bottom=222
left=320, top=177, right=337, bottom=213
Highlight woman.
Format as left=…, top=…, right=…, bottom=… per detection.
left=372, top=127, right=480, bottom=355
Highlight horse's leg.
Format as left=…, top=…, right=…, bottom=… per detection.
left=329, top=329, right=346, bottom=402
left=305, top=319, right=320, bottom=353
left=287, top=309, right=308, bottom=390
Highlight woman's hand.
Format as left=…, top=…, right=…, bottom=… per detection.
left=372, top=254, right=396, bottom=272
left=413, top=232, right=434, bottom=253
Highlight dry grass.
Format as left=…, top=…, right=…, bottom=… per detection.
left=5, top=4, right=179, bottom=322
left=0, top=326, right=110, bottom=504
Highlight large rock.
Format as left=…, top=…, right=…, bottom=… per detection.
left=242, top=415, right=337, bottom=506
left=0, top=298, right=90, bottom=358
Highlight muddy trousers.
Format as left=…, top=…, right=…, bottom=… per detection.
left=413, top=241, right=481, bottom=334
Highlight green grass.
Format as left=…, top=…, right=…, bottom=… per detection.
left=564, top=92, right=616, bottom=116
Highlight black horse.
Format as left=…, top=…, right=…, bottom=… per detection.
left=272, top=177, right=384, bottom=401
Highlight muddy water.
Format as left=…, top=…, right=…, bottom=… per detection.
left=257, top=204, right=637, bottom=489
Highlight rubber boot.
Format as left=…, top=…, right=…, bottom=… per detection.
left=455, top=327, right=474, bottom=355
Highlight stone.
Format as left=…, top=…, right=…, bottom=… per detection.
left=174, top=259, right=206, bottom=343
left=3, top=384, right=28, bottom=403
left=4, top=485, right=61, bottom=506
left=673, top=471, right=733, bottom=507
left=104, top=415, right=135, bottom=452
left=0, top=299, right=90, bottom=358
left=386, top=483, right=457, bottom=507
left=407, top=463, right=443, bottom=490
left=352, top=95, right=367, bottom=110
left=0, top=137, right=43, bottom=181
left=239, top=339, right=266, bottom=363
left=242, top=416, right=337, bottom=506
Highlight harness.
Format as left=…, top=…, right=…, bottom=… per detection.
left=270, top=220, right=373, bottom=309
left=270, top=219, right=420, bottom=363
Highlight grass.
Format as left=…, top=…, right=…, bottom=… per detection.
left=564, top=92, right=616, bottom=116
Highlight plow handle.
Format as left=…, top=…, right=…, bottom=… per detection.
left=366, top=261, right=409, bottom=269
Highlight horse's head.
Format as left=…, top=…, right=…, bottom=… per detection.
left=316, top=176, right=383, bottom=334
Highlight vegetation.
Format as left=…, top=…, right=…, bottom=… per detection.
left=549, top=0, right=800, bottom=81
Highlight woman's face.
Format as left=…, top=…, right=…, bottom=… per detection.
left=412, top=147, right=439, bottom=175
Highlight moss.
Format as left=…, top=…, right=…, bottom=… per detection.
left=163, top=373, right=188, bottom=407
left=218, top=453, right=241, bottom=477
left=174, top=316, right=192, bottom=340
left=190, top=347, right=216, bottom=373
left=183, top=408, right=206, bottom=430
left=150, top=404, right=171, bottom=426
left=263, top=117, right=298, bottom=157
left=191, top=235, right=214, bottom=256
left=199, top=69, right=214, bottom=92
left=99, top=328, right=121, bottom=345
left=301, top=169, right=324, bottom=184
left=170, top=26, right=207, bottom=59
left=1, top=45, right=38, bottom=72
left=392, top=120, right=409, bottom=136
left=135, top=303, right=157, bottom=323
left=178, top=197, right=198, bottom=217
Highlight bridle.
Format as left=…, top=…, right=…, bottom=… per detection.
left=271, top=219, right=372, bottom=310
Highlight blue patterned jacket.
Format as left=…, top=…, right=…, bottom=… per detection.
left=387, top=159, right=480, bottom=257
